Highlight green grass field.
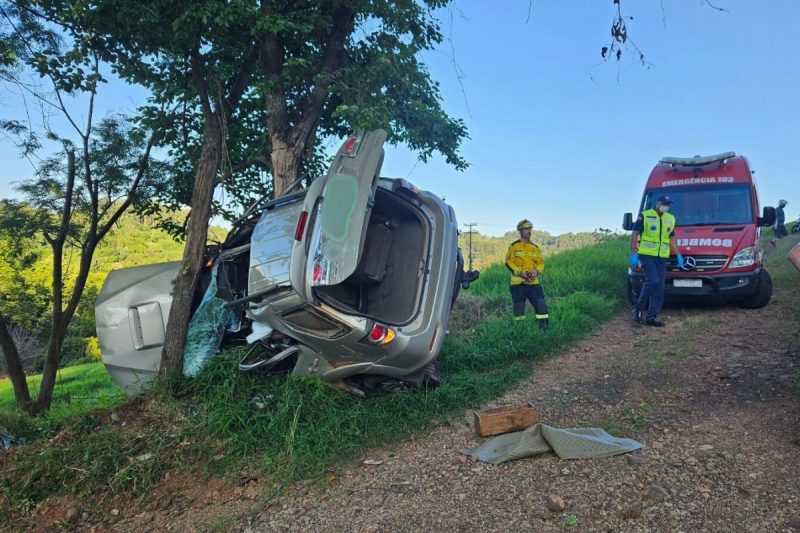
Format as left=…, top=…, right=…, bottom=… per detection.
left=6, top=233, right=797, bottom=514
left=0, top=235, right=634, bottom=510
left=0, top=362, right=126, bottom=441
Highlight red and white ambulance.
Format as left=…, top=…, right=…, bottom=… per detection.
left=623, top=152, right=776, bottom=308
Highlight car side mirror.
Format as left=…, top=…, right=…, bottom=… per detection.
left=758, top=206, right=776, bottom=227
left=622, top=213, right=633, bottom=231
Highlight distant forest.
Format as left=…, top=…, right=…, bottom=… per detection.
left=457, top=229, right=610, bottom=270
left=0, top=210, right=225, bottom=372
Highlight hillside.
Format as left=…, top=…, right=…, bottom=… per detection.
left=458, top=229, right=609, bottom=270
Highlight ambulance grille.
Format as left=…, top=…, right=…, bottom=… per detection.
left=667, top=255, right=727, bottom=273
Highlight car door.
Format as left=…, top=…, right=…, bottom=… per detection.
left=291, top=130, right=387, bottom=301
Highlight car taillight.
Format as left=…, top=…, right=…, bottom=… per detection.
left=312, top=262, right=325, bottom=284
left=341, top=133, right=363, bottom=157
left=367, top=324, right=395, bottom=345
left=295, top=210, right=309, bottom=241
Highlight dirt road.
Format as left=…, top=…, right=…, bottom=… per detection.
left=83, top=259, right=800, bottom=532
left=235, top=286, right=799, bottom=531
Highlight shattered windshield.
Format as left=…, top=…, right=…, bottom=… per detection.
left=643, top=184, right=753, bottom=226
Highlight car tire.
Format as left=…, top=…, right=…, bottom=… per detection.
left=737, top=269, right=772, bottom=309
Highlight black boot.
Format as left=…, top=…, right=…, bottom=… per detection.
left=538, top=318, right=549, bottom=331
left=644, top=316, right=665, bottom=327
left=631, top=306, right=643, bottom=324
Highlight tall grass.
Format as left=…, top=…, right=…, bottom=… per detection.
left=183, top=236, right=631, bottom=481
left=0, top=236, right=632, bottom=511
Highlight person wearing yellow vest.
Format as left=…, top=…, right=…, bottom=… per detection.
left=505, top=219, right=549, bottom=330
left=630, top=195, right=684, bottom=327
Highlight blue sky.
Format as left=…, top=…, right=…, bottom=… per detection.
left=1, top=0, right=798, bottom=236
left=381, top=0, right=800, bottom=235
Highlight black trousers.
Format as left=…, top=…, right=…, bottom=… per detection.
left=510, top=284, right=549, bottom=318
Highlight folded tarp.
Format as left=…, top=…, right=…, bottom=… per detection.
left=463, top=423, right=643, bottom=464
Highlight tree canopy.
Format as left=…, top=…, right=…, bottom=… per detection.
left=23, top=0, right=471, bottom=373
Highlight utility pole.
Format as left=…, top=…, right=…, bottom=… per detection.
left=463, top=223, right=477, bottom=271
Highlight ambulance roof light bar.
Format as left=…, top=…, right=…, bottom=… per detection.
left=659, top=152, right=736, bottom=167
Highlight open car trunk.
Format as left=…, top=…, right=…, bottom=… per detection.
left=315, top=187, right=428, bottom=325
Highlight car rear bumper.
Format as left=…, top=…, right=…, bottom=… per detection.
left=628, top=268, right=762, bottom=300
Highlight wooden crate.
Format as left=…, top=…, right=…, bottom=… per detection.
left=473, top=403, right=539, bottom=437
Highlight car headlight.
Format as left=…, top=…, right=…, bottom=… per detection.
left=729, top=246, right=756, bottom=268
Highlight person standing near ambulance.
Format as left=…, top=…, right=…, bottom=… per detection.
left=774, top=199, right=788, bottom=239
left=630, top=195, right=683, bottom=327
left=505, top=219, right=549, bottom=330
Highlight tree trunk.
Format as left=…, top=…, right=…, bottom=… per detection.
left=160, top=116, right=223, bottom=376
left=0, top=312, right=32, bottom=410
left=30, top=324, right=67, bottom=414
left=32, top=241, right=99, bottom=414
left=271, top=137, right=301, bottom=197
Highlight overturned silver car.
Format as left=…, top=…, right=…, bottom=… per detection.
left=95, top=130, right=478, bottom=395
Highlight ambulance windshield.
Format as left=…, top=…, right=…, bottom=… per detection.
left=643, top=184, right=753, bottom=226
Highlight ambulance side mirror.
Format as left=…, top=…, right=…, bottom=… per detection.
left=622, top=212, right=633, bottom=231
left=758, top=206, right=775, bottom=227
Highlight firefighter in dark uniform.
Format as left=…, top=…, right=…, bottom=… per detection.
left=505, top=219, right=549, bottom=330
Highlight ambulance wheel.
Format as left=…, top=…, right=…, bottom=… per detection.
left=737, top=269, right=772, bottom=309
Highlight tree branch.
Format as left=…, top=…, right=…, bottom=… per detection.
left=236, top=155, right=272, bottom=173
left=290, top=6, right=356, bottom=151
left=96, top=129, right=158, bottom=242
left=84, top=58, right=98, bottom=225
left=260, top=2, right=289, bottom=140
left=190, top=48, right=214, bottom=120
left=702, top=0, right=729, bottom=12
left=223, top=41, right=262, bottom=121
left=55, top=148, right=76, bottom=246
left=0, top=5, right=85, bottom=137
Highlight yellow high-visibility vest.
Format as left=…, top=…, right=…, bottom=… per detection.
left=638, top=209, right=676, bottom=258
